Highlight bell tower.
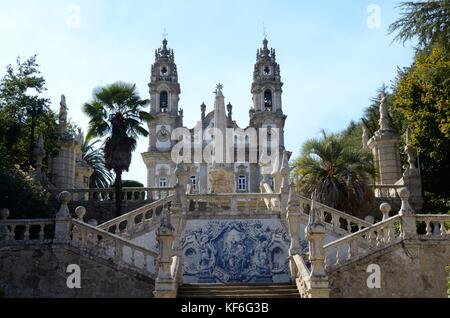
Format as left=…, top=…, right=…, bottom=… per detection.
left=250, top=37, right=287, bottom=149
left=142, top=37, right=183, bottom=189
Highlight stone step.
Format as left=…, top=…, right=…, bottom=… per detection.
left=178, top=284, right=301, bottom=298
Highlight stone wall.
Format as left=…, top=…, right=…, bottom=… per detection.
left=0, top=244, right=154, bottom=298
left=329, top=240, right=450, bottom=298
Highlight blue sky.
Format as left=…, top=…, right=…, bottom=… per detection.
left=0, top=0, right=416, bottom=185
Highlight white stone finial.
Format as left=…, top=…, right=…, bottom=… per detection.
left=75, top=206, right=86, bottom=221
left=398, top=187, right=414, bottom=216
left=56, top=191, right=72, bottom=219
left=380, top=203, right=391, bottom=220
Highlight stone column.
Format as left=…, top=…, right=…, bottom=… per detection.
left=305, top=196, right=330, bottom=298
left=54, top=191, right=72, bottom=244
left=154, top=207, right=177, bottom=298
left=398, top=187, right=417, bottom=240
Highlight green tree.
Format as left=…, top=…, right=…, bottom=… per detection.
left=83, top=82, right=152, bottom=216
left=292, top=131, right=375, bottom=215
left=0, top=55, right=57, bottom=168
left=81, top=138, right=114, bottom=189
left=393, top=44, right=450, bottom=212
left=388, top=0, right=450, bottom=48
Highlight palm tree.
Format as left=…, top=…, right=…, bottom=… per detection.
left=83, top=82, right=152, bottom=216
left=81, top=138, right=114, bottom=189
left=292, top=131, right=375, bottom=215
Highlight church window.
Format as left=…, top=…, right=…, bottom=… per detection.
left=237, top=175, right=247, bottom=191
left=264, top=90, right=273, bottom=111
left=161, top=66, right=168, bottom=75
left=190, top=176, right=197, bottom=191
left=268, top=176, right=275, bottom=190
left=159, top=177, right=168, bottom=188
left=264, top=66, right=271, bottom=75
left=160, top=91, right=168, bottom=112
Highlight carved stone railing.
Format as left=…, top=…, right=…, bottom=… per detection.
left=186, top=193, right=281, bottom=213
left=63, top=187, right=175, bottom=202
left=71, top=219, right=158, bottom=277
left=415, top=214, right=450, bottom=238
left=371, top=184, right=403, bottom=198
left=298, top=196, right=372, bottom=236
left=0, top=218, right=55, bottom=244
left=323, top=215, right=402, bottom=270
left=97, top=195, right=175, bottom=238
left=290, top=254, right=312, bottom=298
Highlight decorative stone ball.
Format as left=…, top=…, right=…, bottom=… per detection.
left=75, top=206, right=86, bottom=220
left=380, top=203, right=392, bottom=215
left=397, top=187, right=410, bottom=199
left=58, top=191, right=72, bottom=204
left=88, top=219, right=98, bottom=227
left=0, top=208, right=10, bottom=220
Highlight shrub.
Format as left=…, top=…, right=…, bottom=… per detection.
left=0, top=165, right=56, bottom=219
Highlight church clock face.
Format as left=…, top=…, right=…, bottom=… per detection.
left=157, top=126, right=170, bottom=142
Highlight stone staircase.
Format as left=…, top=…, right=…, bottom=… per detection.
left=178, top=284, right=301, bottom=298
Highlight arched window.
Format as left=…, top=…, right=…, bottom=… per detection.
left=264, top=90, right=273, bottom=111
left=160, top=91, right=168, bottom=112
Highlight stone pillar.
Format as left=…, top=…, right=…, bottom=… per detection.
left=154, top=207, right=177, bottom=298
left=398, top=187, right=417, bottom=240
left=305, top=196, right=330, bottom=298
left=0, top=208, right=12, bottom=241
left=367, top=95, right=402, bottom=185
left=54, top=191, right=72, bottom=244
left=286, top=188, right=302, bottom=281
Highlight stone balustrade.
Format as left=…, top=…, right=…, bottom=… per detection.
left=290, top=254, right=312, bottom=298
left=0, top=218, right=55, bottom=244
left=186, top=193, right=281, bottom=213
left=323, top=214, right=402, bottom=270
left=371, top=184, right=403, bottom=198
left=298, top=196, right=373, bottom=235
left=62, top=187, right=175, bottom=202
left=415, top=214, right=450, bottom=237
left=71, top=219, right=158, bottom=276
left=97, top=195, right=175, bottom=238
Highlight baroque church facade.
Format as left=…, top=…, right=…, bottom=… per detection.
left=142, top=37, right=288, bottom=194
